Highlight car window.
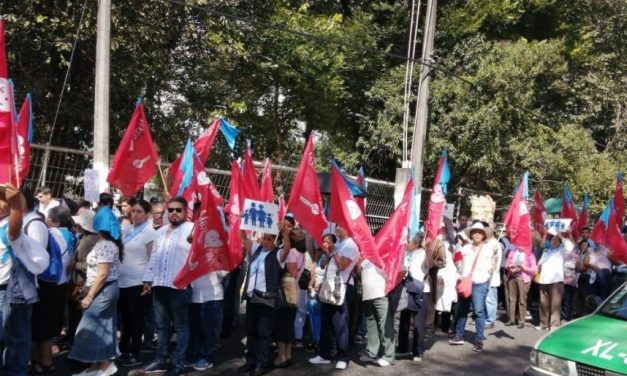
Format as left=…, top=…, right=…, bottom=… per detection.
left=599, top=285, right=627, bottom=320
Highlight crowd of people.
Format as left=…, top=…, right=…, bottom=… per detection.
left=0, top=185, right=626, bottom=376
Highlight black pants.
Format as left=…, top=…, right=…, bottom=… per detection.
left=222, top=263, right=245, bottom=337
left=561, top=284, right=577, bottom=321
left=397, top=293, right=429, bottom=357
left=119, top=285, right=144, bottom=356
left=245, top=302, right=277, bottom=369
left=320, top=301, right=349, bottom=362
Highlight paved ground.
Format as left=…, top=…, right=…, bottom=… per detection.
left=50, top=305, right=545, bottom=376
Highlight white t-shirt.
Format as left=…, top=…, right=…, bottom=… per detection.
left=246, top=244, right=286, bottom=295
left=119, top=224, right=157, bottom=288
left=0, top=218, right=49, bottom=285
left=38, top=199, right=59, bottom=220
left=486, top=238, right=502, bottom=287
left=360, top=259, right=386, bottom=301
left=459, top=243, right=494, bottom=284
left=335, top=237, right=360, bottom=284
left=143, top=222, right=194, bottom=288
left=404, top=249, right=431, bottom=293
left=191, top=271, right=228, bottom=303
left=538, top=247, right=565, bottom=284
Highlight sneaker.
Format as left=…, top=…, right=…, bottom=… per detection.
left=472, top=341, right=483, bottom=352
left=72, top=370, right=100, bottom=376
left=448, top=336, right=465, bottom=345
left=358, top=355, right=377, bottom=364
left=144, top=361, right=169, bottom=373
left=377, top=359, right=391, bottom=367
left=309, top=356, right=331, bottom=365
left=395, top=350, right=412, bottom=357
left=102, top=363, right=118, bottom=376
left=192, top=359, right=212, bottom=371
left=120, top=355, right=141, bottom=367
left=236, top=362, right=255, bottom=373
left=412, top=356, right=423, bottom=362
left=534, top=325, right=548, bottom=331
left=335, top=361, right=348, bottom=370
left=165, top=366, right=186, bottom=376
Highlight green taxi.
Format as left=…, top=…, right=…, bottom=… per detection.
left=525, top=282, right=627, bottom=376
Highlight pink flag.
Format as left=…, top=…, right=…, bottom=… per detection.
left=278, top=195, right=286, bottom=221
left=107, top=101, right=159, bottom=197
left=504, top=172, right=532, bottom=254
left=169, top=118, right=220, bottom=196
left=375, top=178, right=413, bottom=292
left=225, top=160, right=244, bottom=269
left=287, top=135, right=328, bottom=245
left=533, top=190, right=547, bottom=235
left=241, top=142, right=260, bottom=201
left=16, top=94, right=32, bottom=184
left=425, top=150, right=451, bottom=243
left=259, top=158, right=274, bottom=203
left=330, top=160, right=383, bottom=268
left=173, top=182, right=233, bottom=289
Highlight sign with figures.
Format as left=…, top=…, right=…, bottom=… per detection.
left=240, top=199, right=280, bottom=235
left=544, top=218, right=572, bottom=234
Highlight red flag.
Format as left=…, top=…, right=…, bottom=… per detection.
left=533, top=190, right=547, bottom=235
left=173, top=183, right=233, bottom=289
left=591, top=202, right=611, bottom=246
left=259, top=158, right=274, bottom=203
left=107, top=102, right=159, bottom=197
left=16, top=94, right=32, bottom=183
left=277, top=195, right=286, bottom=221
left=0, top=19, right=17, bottom=185
left=330, top=161, right=383, bottom=268
left=561, top=183, right=579, bottom=239
left=577, top=195, right=590, bottom=232
left=607, top=207, right=627, bottom=264
left=614, top=174, right=624, bottom=226
left=504, top=172, right=532, bottom=254
left=241, top=142, right=260, bottom=201
left=169, top=118, right=220, bottom=196
left=375, top=178, right=413, bottom=293
left=180, top=155, right=224, bottom=220
left=225, top=160, right=244, bottom=269
left=287, top=135, right=328, bottom=245
left=425, top=150, right=451, bottom=243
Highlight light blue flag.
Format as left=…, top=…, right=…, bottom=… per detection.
left=177, top=138, right=195, bottom=196
left=408, top=167, right=420, bottom=240
left=219, top=117, right=240, bottom=150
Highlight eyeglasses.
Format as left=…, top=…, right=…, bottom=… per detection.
left=167, top=207, right=184, bottom=213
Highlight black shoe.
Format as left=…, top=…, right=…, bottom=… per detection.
left=237, top=362, right=255, bottom=373
left=120, top=354, right=142, bottom=367
left=250, top=367, right=269, bottom=376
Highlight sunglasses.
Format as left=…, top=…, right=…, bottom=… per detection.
left=167, top=207, right=184, bottom=213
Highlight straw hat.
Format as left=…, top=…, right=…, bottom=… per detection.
left=463, top=221, right=493, bottom=240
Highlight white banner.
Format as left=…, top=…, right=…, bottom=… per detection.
left=240, top=199, right=280, bottom=235
left=83, top=169, right=100, bottom=203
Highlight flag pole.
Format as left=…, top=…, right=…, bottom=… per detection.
left=156, top=159, right=168, bottom=193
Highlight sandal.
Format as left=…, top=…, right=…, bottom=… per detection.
left=30, top=361, right=57, bottom=374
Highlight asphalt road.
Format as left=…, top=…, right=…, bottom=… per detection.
left=49, top=304, right=545, bottom=376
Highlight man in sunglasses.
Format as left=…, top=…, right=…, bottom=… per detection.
left=142, top=196, right=194, bottom=376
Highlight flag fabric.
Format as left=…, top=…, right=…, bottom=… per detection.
left=355, top=166, right=367, bottom=214
left=287, top=135, right=328, bottom=245
left=107, top=101, right=159, bottom=197
left=278, top=195, right=286, bottom=221
left=168, top=118, right=220, bottom=196
left=219, top=117, right=240, bottom=150
left=225, top=159, right=244, bottom=269
left=425, top=150, right=452, bottom=243
left=176, top=139, right=195, bottom=196
left=330, top=160, right=383, bottom=268
left=179, top=151, right=224, bottom=220
left=15, top=93, right=32, bottom=184
left=408, top=168, right=421, bottom=240
left=504, top=172, right=532, bottom=254
left=375, top=177, right=413, bottom=293
left=173, top=182, right=234, bottom=289
left=577, top=194, right=590, bottom=232
left=533, top=190, right=547, bottom=235
left=259, top=158, right=274, bottom=203
left=591, top=200, right=612, bottom=246
left=241, top=141, right=260, bottom=201
left=615, top=173, right=624, bottom=226
left=0, top=19, right=17, bottom=185
left=590, top=199, right=627, bottom=264
left=561, top=183, right=579, bottom=239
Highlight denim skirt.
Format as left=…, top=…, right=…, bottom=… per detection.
left=69, top=280, right=120, bottom=362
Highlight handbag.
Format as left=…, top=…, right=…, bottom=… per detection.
left=298, top=269, right=311, bottom=290
left=250, top=289, right=277, bottom=308
left=281, top=275, right=299, bottom=307
left=456, top=247, right=482, bottom=298
left=317, top=257, right=346, bottom=306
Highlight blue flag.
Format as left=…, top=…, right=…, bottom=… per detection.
left=408, top=167, right=420, bottom=240
left=219, top=117, right=240, bottom=150
left=331, top=159, right=366, bottom=197
left=177, top=139, right=195, bottom=196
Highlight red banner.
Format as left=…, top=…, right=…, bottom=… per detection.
left=259, top=158, right=274, bottom=203
left=533, top=190, right=547, bottom=235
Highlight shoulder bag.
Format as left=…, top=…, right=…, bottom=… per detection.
left=455, top=247, right=482, bottom=298
left=317, top=255, right=346, bottom=306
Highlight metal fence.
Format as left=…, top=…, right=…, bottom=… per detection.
left=25, top=143, right=507, bottom=230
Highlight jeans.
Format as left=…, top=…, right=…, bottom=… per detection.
left=119, top=285, right=144, bottom=356
left=593, top=269, right=612, bottom=300
left=320, top=301, right=349, bottom=362
left=455, top=282, right=489, bottom=343
left=294, top=290, right=308, bottom=341
left=187, top=300, right=223, bottom=364
left=152, top=287, right=191, bottom=368
left=245, top=302, right=277, bottom=369
left=307, top=296, right=321, bottom=344
left=1, top=295, right=33, bottom=376
left=363, top=297, right=394, bottom=362
left=486, top=286, right=498, bottom=324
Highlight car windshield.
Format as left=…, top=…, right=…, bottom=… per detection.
left=599, top=283, right=627, bottom=321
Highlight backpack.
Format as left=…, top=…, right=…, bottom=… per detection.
left=25, top=218, right=64, bottom=283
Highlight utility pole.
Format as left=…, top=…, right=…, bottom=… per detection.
left=93, top=0, right=111, bottom=193
left=410, top=0, right=437, bottom=207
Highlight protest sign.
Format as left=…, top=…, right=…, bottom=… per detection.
left=84, top=169, right=100, bottom=203
left=240, top=198, right=279, bottom=235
